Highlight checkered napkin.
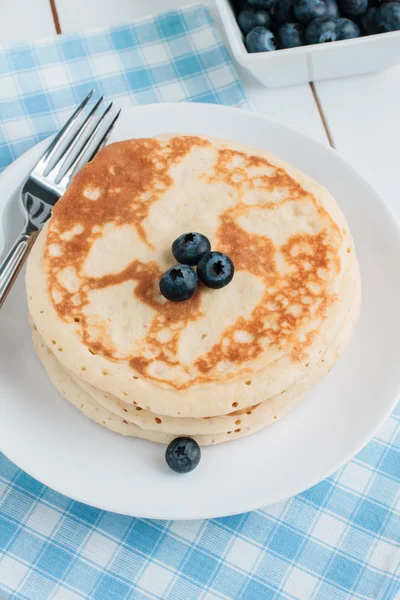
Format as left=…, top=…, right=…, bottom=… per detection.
left=0, top=4, right=399, bottom=599
left=0, top=4, right=248, bottom=172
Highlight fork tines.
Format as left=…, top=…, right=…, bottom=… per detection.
left=32, top=90, right=120, bottom=195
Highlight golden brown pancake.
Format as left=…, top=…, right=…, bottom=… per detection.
left=26, top=134, right=360, bottom=421
left=31, top=271, right=360, bottom=445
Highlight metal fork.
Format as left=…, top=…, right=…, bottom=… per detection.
left=0, top=90, right=121, bottom=309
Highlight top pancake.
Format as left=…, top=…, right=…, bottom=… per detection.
left=27, top=134, right=359, bottom=417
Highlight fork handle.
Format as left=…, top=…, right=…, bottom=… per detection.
left=0, top=229, right=38, bottom=309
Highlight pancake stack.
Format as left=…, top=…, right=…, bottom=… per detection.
left=26, top=134, right=361, bottom=446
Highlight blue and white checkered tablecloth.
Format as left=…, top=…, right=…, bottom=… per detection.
left=0, top=4, right=399, bottom=599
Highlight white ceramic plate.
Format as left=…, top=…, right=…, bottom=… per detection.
left=1, top=103, right=399, bottom=520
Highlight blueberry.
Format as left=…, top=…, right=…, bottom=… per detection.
left=336, top=16, right=361, bottom=36
left=160, top=265, right=198, bottom=302
left=339, top=0, right=368, bottom=16
left=360, top=7, right=379, bottom=33
left=238, top=8, right=271, bottom=33
left=325, top=0, right=340, bottom=17
left=197, top=251, right=234, bottom=289
left=270, top=0, right=295, bottom=25
left=172, top=232, right=211, bottom=266
left=246, top=26, right=277, bottom=51
left=305, top=16, right=338, bottom=42
left=232, top=0, right=251, bottom=10
left=279, top=22, right=305, bottom=47
left=248, top=0, right=277, bottom=7
left=378, top=2, right=400, bottom=30
left=165, top=437, right=201, bottom=473
left=294, top=0, right=328, bottom=23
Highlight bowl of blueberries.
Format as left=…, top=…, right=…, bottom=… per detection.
left=215, top=0, right=400, bottom=87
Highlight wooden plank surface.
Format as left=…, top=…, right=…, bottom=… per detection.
left=54, top=0, right=328, bottom=144
left=0, top=0, right=56, bottom=44
left=314, top=66, right=400, bottom=218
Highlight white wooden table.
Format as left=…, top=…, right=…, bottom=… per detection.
left=1, top=0, right=400, bottom=222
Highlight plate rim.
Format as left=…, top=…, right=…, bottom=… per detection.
left=1, top=101, right=399, bottom=520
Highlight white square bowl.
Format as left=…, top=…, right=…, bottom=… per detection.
left=215, top=0, right=400, bottom=88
